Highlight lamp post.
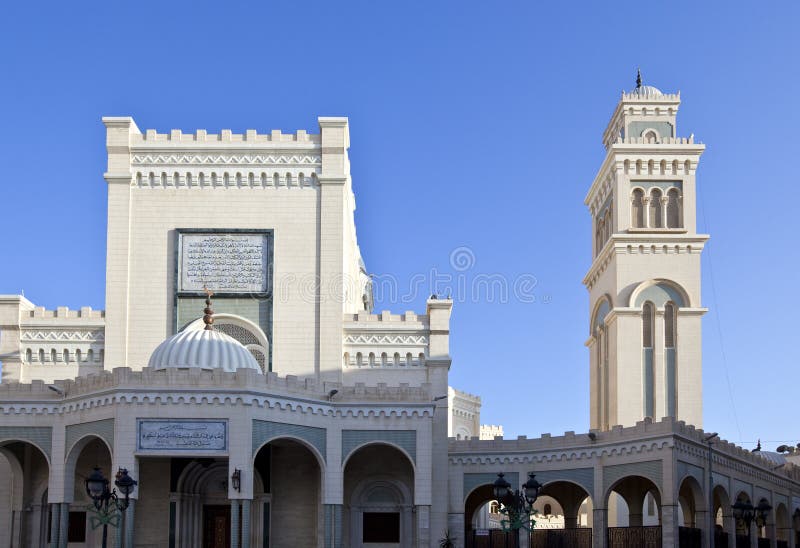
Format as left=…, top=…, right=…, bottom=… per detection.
left=732, top=498, right=771, bottom=543
left=492, top=472, right=542, bottom=534
left=84, top=467, right=137, bottom=548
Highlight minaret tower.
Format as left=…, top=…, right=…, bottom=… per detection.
left=584, top=72, right=708, bottom=431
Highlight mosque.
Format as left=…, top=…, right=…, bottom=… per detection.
left=1, top=77, right=799, bottom=548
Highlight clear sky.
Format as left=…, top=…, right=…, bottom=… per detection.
left=1, top=1, right=797, bottom=450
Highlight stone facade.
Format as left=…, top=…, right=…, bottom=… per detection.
left=1, top=82, right=799, bottom=548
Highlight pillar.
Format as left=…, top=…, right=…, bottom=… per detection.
left=49, top=503, right=60, bottom=548
left=241, top=500, right=251, bottom=548
left=324, top=504, right=343, bottom=548
left=593, top=508, right=607, bottom=548
left=124, top=500, right=136, bottom=548
left=662, top=503, right=680, bottom=547
left=58, top=504, right=69, bottom=548
left=447, top=512, right=465, bottom=548
left=115, top=514, right=123, bottom=548
left=231, top=500, right=240, bottom=548
left=416, top=505, right=431, bottom=547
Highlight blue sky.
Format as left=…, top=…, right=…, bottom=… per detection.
left=1, top=1, right=797, bottom=449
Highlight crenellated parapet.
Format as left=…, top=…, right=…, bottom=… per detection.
left=0, top=296, right=105, bottom=383
left=104, top=117, right=329, bottom=190
left=0, top=366, right=435, bottom=417
left=342, top=310, right=430, bottom=368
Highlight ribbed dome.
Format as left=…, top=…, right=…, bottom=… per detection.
left=630, top=84, right=663, bottom=96
left=148, top=323, right=260, bottom=372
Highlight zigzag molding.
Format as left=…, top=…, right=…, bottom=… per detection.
left=343, top=334, right=428, bottom=345
left=132, top=154, right=321, bottom=166
left=21, top=330, right=105, bottom=342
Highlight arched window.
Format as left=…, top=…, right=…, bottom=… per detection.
left=393, top=353, right=400, bottom=366
left=25, top=349, right=32, bottom=363
left=87, top=349, right=94, bottom=362
left=368, top=352, right=375, bottom=367
left=642, top=302, right=655, bottom=418
left=343, top=352, right=350, bottom=367
left=406, top=352, right=413, bottom=366
left=75, top=349, right=82, bottom=362
left=631, top=189, right=645, bottom=228
left=664, top=302, right=677, bottom=417
left=381, top=353, right=388, bottom=366
left=666, top=189, right=681, bottom=228
left=644, top=130, right=658, bottom=143
left=50, top=349, right=57, bottom=363
left=649, top=189, right=663, bottom=228
left=63, top=349, right=69, bottom=363
left=38, top=349, right=44, bottom=363
left=356, top=352, right=363, bottom=367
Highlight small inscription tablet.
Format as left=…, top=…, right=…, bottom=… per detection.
left=137, top=420, right=227, bottom=451
left=179, top=232, right=269, bottom=293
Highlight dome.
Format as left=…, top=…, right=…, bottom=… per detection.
left=148, top=322, right=260, bottom=372
left=630, top=84, right=663, bottom=97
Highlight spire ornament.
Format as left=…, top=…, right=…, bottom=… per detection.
left=203, top=286, right=215, bottom=330
left=636, top=67, right=642, bottom=89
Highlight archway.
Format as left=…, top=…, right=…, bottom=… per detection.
left=775, top=503, right=789, bottom=547
left=531, top=480, right=593, bottom=547
left=734, top=492, right=751, bottom=542
left=252, top=438, right=323, bottom=548
left=606, top=475, right=662, bottom=547
left=677, top=476, right=705, bottom=547
left=67, top=436, right=114, bottom=547
left=0, top=440, right=50, bottom=548
left=344, top=443, right=414, bottom=548
left=712, top=484, right=733, bottom=548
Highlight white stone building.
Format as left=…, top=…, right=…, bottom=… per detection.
left=1, top=77, right=800, bottom=548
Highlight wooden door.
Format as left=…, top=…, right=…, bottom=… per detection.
left=203, top=505, right=231, bottom=548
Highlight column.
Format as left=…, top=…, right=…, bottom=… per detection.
left=241, top=500, right=251, bottom=548
left=661, top=503, right=680, bottom=548
left=124, top=500, right=136, bottom=548
left=725, top=511, right=736, bottom=548
left=231, top=500, right=240, bottom=548
left=592, top=508, right=607, bottom=548
left=58, top=504, right=69, bottom=548
left=416, top=505, right=431, bottom=548
left=49, top=503, right=61, bottom=548
left=115, top=514, right=123, bottom=548
left=447, top=512, right=465, bottom=548
left=324, top=504, right=343, bottom=548
left=749, top=523, right=757, bottom=548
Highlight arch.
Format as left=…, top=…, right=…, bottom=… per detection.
left=631, top=188, right=645, bottom=228
left=252, top=435, right=327, bottom=474
left=677, top=475, right=705, bottom=527
left=642, top=129, right=660, bottom=143
left=591, top=295, right=612, bottom=334
left=776, top=502, right=790, bottom=541
left=538, top=479, right=594, bottom=529
left=666, top=188, right=681, bottom=228
left=342, top=441, right=416, bottom=474
left=0, top=443, right=50, bottom=547
left=712, top=484, right=731, bottom=528
left=648, top=188, right=663, bottom=227
left=630, top=279, right=690, bottom=308
left=605, top=475, right=662, bottom=527
left=64, top=434, right=114, bottom=503
left=344, top=443, right=414, bottom=547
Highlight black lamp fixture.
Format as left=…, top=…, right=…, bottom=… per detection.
left=84, top=467, right=137, bottom=548
left=732, top=498, right=771, bottom=537
left=231, top=469, right=242, bottom=492
left=492, top=472, right=542, bottom=532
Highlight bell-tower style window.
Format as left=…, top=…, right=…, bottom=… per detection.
left=642, top=302, right=655, bottom=418
left=631, top=189, right=644, bottom=228
left=666, top=188, right=681, bottom=228
left=648, top=188, right=663, bottom=228
left=664, top=302, right=677, bottom=416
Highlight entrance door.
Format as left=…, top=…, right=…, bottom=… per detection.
left=203, top=505, right=231, bottom=548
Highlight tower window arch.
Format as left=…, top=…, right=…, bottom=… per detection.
left=642, top=301, right=655, bottom=419
left=649, top=188, right=663, bottom=228
left=666, top=188, right=681, bottom=228
left=631, top=189, right=645, bottom=228
left=664, top=301, right=678, bottom=417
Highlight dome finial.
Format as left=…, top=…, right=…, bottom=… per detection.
left=203, top=286, right=214, bottom=330
left=636, top=67, right=642, bottom=89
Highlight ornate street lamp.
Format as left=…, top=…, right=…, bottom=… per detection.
left=732, top=498, right=771, bottom=539
left=84, top=467, right=137, bottom=548
left=492, top=472, right=542, bottom=532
